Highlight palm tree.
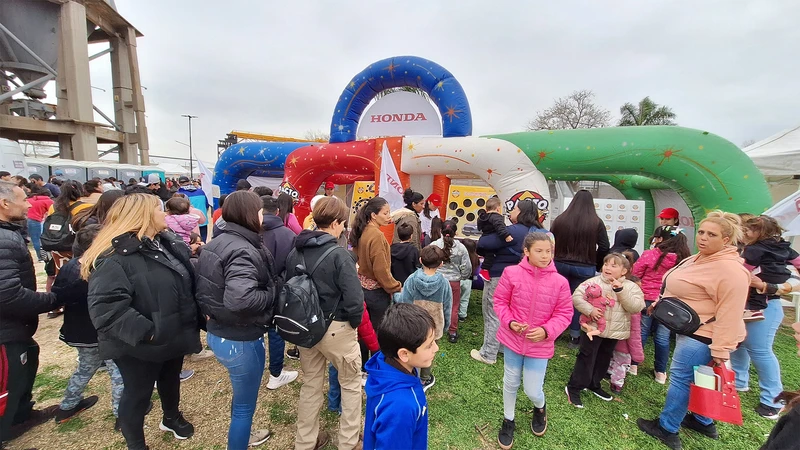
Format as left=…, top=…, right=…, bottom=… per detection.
left=618, top=97, right=677, bottom=126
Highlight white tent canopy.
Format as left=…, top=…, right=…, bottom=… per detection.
left=743, top=124, right=800, bottom=176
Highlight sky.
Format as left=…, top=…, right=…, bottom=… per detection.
left=74, top=0, right=800, bottom=164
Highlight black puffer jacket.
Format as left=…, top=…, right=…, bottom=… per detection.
left=195, top=223, right=276, bottom=341
left=286, top=231, right=363, bottom=329
left=0, top=221, right=60, bottom=344
left=87, top=231, right=201, bottom=361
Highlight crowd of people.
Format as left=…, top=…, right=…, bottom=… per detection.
left=1, top=172, right=799, bottom=450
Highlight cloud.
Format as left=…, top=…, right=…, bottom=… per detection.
left=95, top=0, right=800, bottom=162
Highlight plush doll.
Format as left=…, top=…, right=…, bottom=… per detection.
left=580, top=283, right=615, bottom=340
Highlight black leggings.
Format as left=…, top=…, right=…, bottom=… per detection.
left=115, top=355, right=183, bottom=450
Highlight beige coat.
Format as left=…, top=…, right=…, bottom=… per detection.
left=573, top=275, right=645, bottom=340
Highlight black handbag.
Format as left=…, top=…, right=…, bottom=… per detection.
left=652, top=258, right=716, bottom=336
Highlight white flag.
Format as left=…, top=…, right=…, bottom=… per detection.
left=764, top=189, right=800, bottom=237
left=378, top=141, right=405, bottom=212
left=194, top=154, right=214, bottom=207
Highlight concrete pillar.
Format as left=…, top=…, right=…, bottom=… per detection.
left=57, top=1, right=97, bottom=161
left=110, top=34, right=137, bottom=163
left=124, top=27, right=149, bottom=165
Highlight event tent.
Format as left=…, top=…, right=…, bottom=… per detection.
left=743, top=124, right=800, bottom=177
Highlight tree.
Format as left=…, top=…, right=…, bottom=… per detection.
left=374, top=86, right=431, bottom=101
left=526, top=90, right=611, bottom=131
left=618, top=97, right=677, bottom=126
left=741, top=139, right=756, bottom=148
left=303, top=129, right=330, bottom=142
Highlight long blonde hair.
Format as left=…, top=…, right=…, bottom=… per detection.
left=699, top=210, right=743, bottom=246
left=80, top=194, right=162, bottom=280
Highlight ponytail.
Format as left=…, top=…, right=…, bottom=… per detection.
left=440, top=220, right=458, bottom=262
left=653, top=226, right=691, bottom=270
left=403, top=188, right=423, bottom=211
left=349, top=197, right=388, bottom=249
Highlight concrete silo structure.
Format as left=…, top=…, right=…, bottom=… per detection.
left=0, top=0, right=149, bottom=164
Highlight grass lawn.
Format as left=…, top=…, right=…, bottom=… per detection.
left=425, top=290, right=800, bottom=450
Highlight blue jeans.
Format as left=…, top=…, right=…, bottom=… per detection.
left=641, top=301, right=671, bottom=373
left=267, top=328, right=284, bottom=377
left=555, top=262, right=596, bottom=338
left=659, top=334, right=713, bottom=433
left=503, top=348, right=548, bottom=420
left=27, top=219, right=42, bottom=260
left=207, top=333, right=266, bottom=450
left=327, top=363, right=342, bottom=413
left=731, top=299, right=784, bottom=408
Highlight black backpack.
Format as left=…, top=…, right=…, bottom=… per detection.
left=274, top=245, right=339, bottom=348
left=41, top=201, right=84, bottom=252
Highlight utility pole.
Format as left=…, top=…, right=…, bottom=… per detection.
left=181, top=114, right=198, bottom=178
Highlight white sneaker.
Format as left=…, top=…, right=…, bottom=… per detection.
left=266, top=370, right=298, bottom=390
left=248, top=429, right=271, bottom=447
left=470, top=349, right=496, bottom=365
left=189, top=349, right=214, bottom=361
left=362, top=372, right=368, bottom=387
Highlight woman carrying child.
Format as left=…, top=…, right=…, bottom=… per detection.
left=164, top=197, right=200, bottom=245
left=494, top=233, right=573, bottom=448
left=632, top=225, right=690, bottom=384
left=566, top=253, right=645, bottom=407
left=731, top=215, right=800, bottom=419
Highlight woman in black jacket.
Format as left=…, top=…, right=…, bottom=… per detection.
left=83, top=194, right=201, bottom=450
left=550, top=190, right=610, bottom=348
left=194, top=191, right=274, bottom=449
left=288, top=196, right=365, bottom=450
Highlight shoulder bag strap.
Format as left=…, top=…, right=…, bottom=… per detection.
left=659, top=256, right=716, bottom=325
left=308, top=245, right=339, bottom=276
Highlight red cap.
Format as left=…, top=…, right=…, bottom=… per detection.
left=324, top=181, right=335, bottom=190
left=658, top=207, right=679, bottom=220
left=427, top=193, right=442, bottom=208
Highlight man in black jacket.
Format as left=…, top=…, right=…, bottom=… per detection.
left=260, top=196, right=299, bottom=390
left=0, top=180, right=61, bottom=445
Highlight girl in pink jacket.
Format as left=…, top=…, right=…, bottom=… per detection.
left=494, top=233, right=573, bottom=447
left=632, top=226, right=690, bottom=384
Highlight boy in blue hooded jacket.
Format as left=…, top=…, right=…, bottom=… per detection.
left=363, top=303, right=439, bottom=450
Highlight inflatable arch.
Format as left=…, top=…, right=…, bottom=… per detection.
left=213, top=142, right=369, bottom=195
left=205, top=55, right=770, bottom=231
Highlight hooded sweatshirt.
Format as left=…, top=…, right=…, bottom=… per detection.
left=632, top=249, right=679, bottom=301
left=397, top=268, right=452, bottom=339
left=363, top=352, right=428, bottom=450
left=430, top=237, right=472, bottom=282
left=609, top=228, right=639, bottom=261
left=260, top=213, right=296, bottom=276
left=390, top=241, right=420, bottom=284
left=742, top=238, right=800, bottom=308
left=661, top=246, right=750, bottom=359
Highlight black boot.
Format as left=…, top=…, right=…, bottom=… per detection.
left=531, top=404, right=547, bottom=436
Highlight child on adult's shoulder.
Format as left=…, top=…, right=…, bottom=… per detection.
left=328, top=301, right=380, bottom=414
left=494, top=232, right=573, bottom=448
left=391, top=222, right=421, bottom=285
left=363, top=303, right=438, bottom=450
left=397, top=245, right=451, bottom=391
left=478, top=196, right=512, bottom=281
left=566, top=253, right=645, bottom=408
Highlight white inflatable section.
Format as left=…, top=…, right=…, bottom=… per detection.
left=400, top=136, right=549, bottom=209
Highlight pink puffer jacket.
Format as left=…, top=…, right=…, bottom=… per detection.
left=632, top=249, right=679, bottom=301
left=494, top=259, right=573, bottom=359
left=165, top=213, right=199, bottom=244
left=614, top=311, right=644, bottom=363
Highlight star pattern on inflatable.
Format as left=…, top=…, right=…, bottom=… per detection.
left=444, top=106, right=461, bottom=122
left=385, top=61, right=399, bottom=78
left=657, top=147, right=680, bottom=166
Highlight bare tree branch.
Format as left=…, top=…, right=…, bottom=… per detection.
left=526, top=90, right=610, bottom=131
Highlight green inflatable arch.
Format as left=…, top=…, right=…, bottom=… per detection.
left=489, top=126, right=771, bottom=233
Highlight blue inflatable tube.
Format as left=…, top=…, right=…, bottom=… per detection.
left=213, top=142, right=312, bottom=195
